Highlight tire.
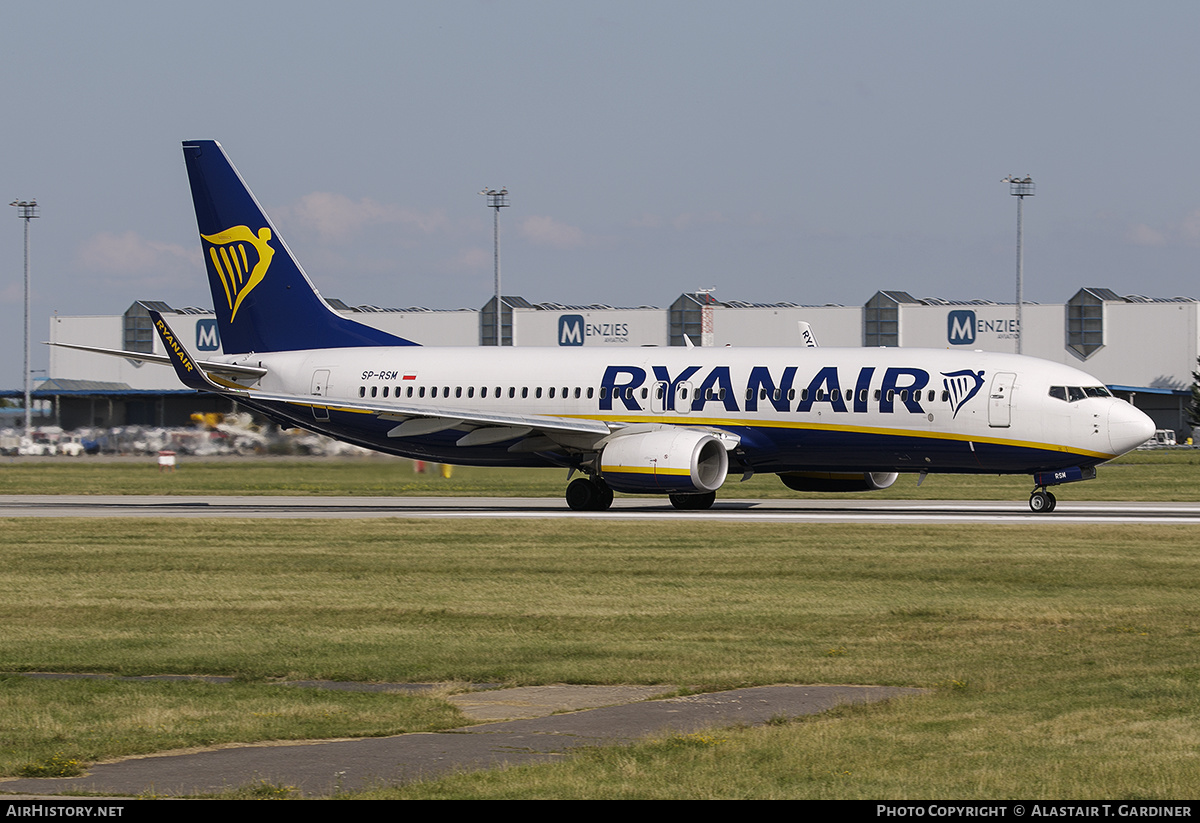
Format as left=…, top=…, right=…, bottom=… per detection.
left=670, top=491, right=716, bottom=511
left=566, top=478, right=597, bottom=511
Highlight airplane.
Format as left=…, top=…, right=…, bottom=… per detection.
left=57, top=140, right=1156, bottom=513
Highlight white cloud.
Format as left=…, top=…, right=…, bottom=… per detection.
left=77, top=231, right=193, bottom=274
left=1177, top=209, right=1200, bottom=243
left=1125, top=208, right=1200, bottom=247
left=671, top=211, right=727, bottom=231
left=519, top=215, right=586, bottom=249
left=287, top=192, right=448, bottom=243
left=441, top=247, right=492, bottom=272
left=1125, top=224, right=1166, bottom=247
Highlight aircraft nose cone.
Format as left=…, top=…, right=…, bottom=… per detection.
left=1108, top=400, right=1155, bottom=455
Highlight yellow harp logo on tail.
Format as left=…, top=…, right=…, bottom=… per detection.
left=201, top=226, right=275, bottom=322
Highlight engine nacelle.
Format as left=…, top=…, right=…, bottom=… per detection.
left=600, top=429, right=729, bottom=494
left=778, top=471, right=899, bottom=493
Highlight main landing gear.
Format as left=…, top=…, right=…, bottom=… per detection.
left=564, top=478, right=718, bottom=512
left=565, top=477, right=614, bottom=511
left=669, top=491, right=717, bottom=511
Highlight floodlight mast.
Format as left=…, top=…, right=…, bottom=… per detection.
left=479, top=187, right=509, bottom=346
left=10, top=199, right=38, bottom=432
left=1003, top=176, right=1034, bottom=354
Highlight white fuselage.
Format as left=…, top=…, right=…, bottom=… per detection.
left=218, top=344, right=1153, bottom=476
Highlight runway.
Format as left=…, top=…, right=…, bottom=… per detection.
left=1, top=494, right=1198, bottom=524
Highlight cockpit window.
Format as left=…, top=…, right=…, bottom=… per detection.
left=1050, top=385, right=1111, bottom=402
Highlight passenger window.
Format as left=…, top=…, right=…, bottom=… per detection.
left=456, top=387, right=463, bottom=398
left=522, top=388, right=529, bottom=399
left=359, top=386, right=365, bottom=397
left=419, top=386, right=426, bottom=398
left=371, top=386, right=378, bottom=397
left=587, top=387, right=594, bottom=399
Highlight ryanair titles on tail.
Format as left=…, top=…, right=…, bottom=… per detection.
left=599, top=364, right=986, bottom=415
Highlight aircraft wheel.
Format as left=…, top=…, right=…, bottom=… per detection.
left=593, top=480, right=614, bottom=510
left=670, top=491, right=717, bottom=511
left=1045, top=491, right=1057, bottom=511
left=1029, top=491, right=1053, bottom=513
left=566, top=478, right=597, bottom=511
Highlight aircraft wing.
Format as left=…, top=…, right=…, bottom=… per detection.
left=46, top=340, right=268, bottom=381
left=237, top=387, right=615, bottom=442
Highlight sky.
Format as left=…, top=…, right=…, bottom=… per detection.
left=3, top=0, right=1200, bottom=389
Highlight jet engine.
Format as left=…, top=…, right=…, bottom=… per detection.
left=777, top=471, right=899, bottom=493
left=600, top=429, right=729, bottom=494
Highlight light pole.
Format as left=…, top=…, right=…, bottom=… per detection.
left=1002, top=176, right=1034, bottom=354
left=479, top=187, right=509, bottom=346
left=10, top=199, right=38, bottom=432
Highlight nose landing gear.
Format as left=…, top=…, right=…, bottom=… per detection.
left=1028, top=466, right=1096, bottom=513
left=1029, top=488, right=1057, bottom=512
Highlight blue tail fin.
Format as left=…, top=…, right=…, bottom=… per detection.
left=182, top=140, right=418, bottom=353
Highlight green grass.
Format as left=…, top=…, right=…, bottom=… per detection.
left=1, top=449, right=1197, bottom=500
left=2, top=517, right=1200, bottom=797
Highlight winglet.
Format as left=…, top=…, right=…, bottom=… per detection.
left=146, top=306, right=229, bottom=392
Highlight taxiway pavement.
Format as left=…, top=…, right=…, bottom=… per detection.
left=0, top=494, right=1197, bottom=524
